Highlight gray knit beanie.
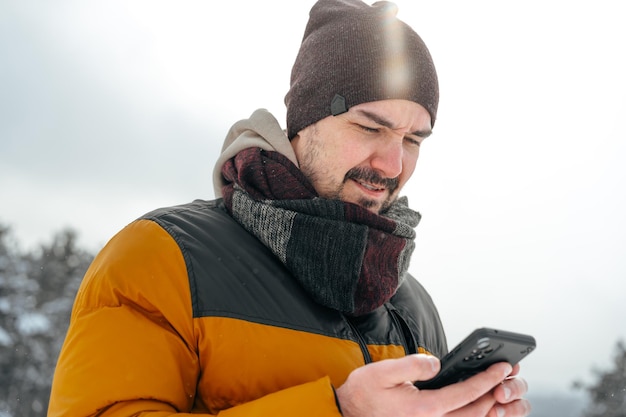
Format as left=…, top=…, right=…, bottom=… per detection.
left=285, top=0, right=439, bottom=140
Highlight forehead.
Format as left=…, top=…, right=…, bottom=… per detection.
left=348, top=99, right=432, bottom=132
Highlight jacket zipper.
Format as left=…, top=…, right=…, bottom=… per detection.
left=345, top=316, right=372, bottom=364
left=389, top=307, right=417, bottom=355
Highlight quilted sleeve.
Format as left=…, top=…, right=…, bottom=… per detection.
left=48, top=219, right=343, bottom=417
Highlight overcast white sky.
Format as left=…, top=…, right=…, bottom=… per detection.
left=1, top=0, right=625, bottom=395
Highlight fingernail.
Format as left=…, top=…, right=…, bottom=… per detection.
left=496, top=406, right=506, bottom=417
left=503, top=386, right=512, bottom=401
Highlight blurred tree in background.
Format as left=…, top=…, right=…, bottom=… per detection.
left=575, top=340, right=626, bottom=417
left=0, top=224, right=93, bottom=417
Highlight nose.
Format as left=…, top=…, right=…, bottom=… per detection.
left=370, top=137, right=403, bottom=179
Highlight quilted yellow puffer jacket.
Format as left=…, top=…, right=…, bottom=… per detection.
left=48, top=199, right=447, bottom=416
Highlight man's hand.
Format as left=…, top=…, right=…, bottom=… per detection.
left=335, top=354, right=530, bottom=417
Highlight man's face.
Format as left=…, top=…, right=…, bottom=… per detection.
left=291, top=99, right=432, bottom=214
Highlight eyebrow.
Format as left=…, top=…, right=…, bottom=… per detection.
left=355, top=109, right=433, bottom=139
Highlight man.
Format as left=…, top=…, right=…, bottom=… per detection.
left=49, top=1, right=530, bottom=416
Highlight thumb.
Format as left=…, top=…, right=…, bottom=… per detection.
left=371, top=354, right=440, bottom=387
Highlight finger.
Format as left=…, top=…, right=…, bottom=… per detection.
left=371, top=354, right=440, bottom=387
left=493, top=376, right=528, bottom=404
left=436, top=362, right=512, bottom=412
left=508, top=363, right=521, bottom=377
left=489, top=399, right=532, bottom=417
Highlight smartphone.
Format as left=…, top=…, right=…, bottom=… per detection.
left=414, top=328, right=536, bottom=390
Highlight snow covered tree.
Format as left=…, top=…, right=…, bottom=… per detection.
left=575, top=340, right=626, bottom=417
left=0, top=225, right=93, bottom=417
left=0, top=224, right=24, bottom=415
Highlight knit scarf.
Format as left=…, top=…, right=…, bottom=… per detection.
left=221, top=147, right=421, bottom=316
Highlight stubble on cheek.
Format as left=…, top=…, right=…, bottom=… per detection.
left=296, top=132, right=344, bottom=200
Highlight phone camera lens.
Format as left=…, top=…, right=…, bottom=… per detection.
left=477, top=337, right=491, bottom=350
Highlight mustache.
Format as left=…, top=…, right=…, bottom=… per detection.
left=344, top=167, right=399, bottom=192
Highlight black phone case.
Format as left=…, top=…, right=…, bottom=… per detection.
left=414, top=328, right=536, bottom=390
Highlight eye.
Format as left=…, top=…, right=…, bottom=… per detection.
left=358, top=124, right=380, bottom=133
left=404, top=136, right=422, bottom=147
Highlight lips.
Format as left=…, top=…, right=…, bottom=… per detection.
left=345, top=167, right=399, bottom=197
left=358, top=181, right=385, bottom=192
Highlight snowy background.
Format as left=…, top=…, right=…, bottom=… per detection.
left=2, top=0, right=625, bottom=400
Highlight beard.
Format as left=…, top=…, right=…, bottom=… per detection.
left=301, top=159, right=400, bottom=213
left=343, top=166, right=399, bottom=212
left=296, top=125, right=401, bottom=213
